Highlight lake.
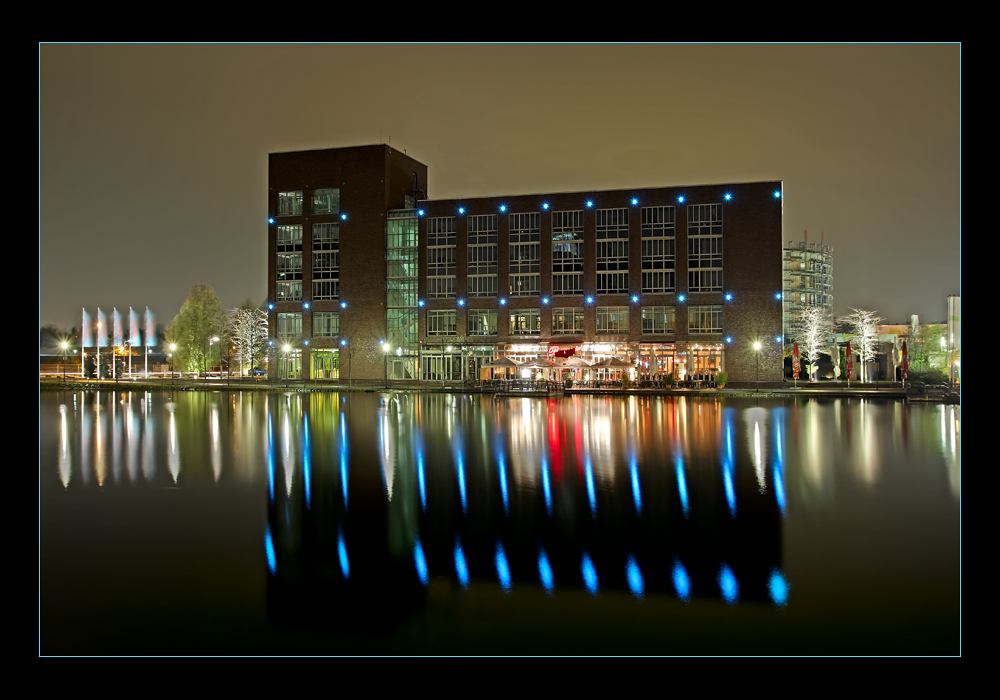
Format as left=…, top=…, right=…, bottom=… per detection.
left=39, top=389, right=960, bottom=655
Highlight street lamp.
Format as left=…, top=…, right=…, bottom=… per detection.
left=753, top=341, right=762, bottom=392
left=169, top=343, right=177, bottom=383
left=208, top=336, right=220, bottom=378
left=383, top=341, right=391, bottom=386
left=60, top=341, right=69, bottom=381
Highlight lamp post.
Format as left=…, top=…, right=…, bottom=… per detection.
left=60, top=341, right=69, bottom=381
left=169, top=343, right=177, bottom=384
left=383, top=341, right=391, bottom=388
left=753, top=341, right=762, bottom=392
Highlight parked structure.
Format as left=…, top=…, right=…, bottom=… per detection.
left=268, top=145, right=784, bottom=383
left=782, top=236, right=833, bottom=345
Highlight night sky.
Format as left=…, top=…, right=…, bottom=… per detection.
left=40, top=44, right=960, bottom=331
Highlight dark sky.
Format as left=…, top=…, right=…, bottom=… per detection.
left=40, top=44, right=960, bottom=331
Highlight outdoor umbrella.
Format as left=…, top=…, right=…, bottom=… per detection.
left=846, top=341, right=854, bottom=385
left=901, top=340, right=909, bottom=382
left=792, top=341, right=801, bottom=383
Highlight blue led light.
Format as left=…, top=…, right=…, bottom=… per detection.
left=341, top=213, right=347, bottom=220
left=338, top=530, right=350, bottom=579
left=626, top=555, right=644, bottom=599
left=418, top=209, right=424, bottom=216
left=495, top=542, right=512, bottom=593
left=458, top=299, right=465, bottom=306
left=499, top=298, right=507, bottom=306
left=303, top=340, right=309, bottom=346
left=454, top=541, right=469, bottom=588
left=267, top=303, right=274, bottom=310
left=774, top=190, right=781, bottom=198
left=418, top=299, right=425, bottom=307
left=725, top=293, right=733, bottom=301
left=340, top=301, right=347, bottom=308
left=414, top=540, right=428, bottom=586
left=265, top=528, right=276, bottom=575
left=538, top=550, right=554, bottom=593
left=268, top=217, right=274, bottom=224
left=586, top=296, right=594, bottom=304
left=458, top=207, right=465, bottom=214
left=586, top=200, right=593, bottom=208
left=340, top=338, right=347, bottom=346
left=582, top=553, right=598, bottom=596
left=542, top=297, right=549, bottom=304
left=677, top=195, right=685, bottom=203
left=726, top=336, right=733, bottom=344
left=775, top=292, right=782, bottom=300
left=303, top=302, right=310, bottom=309
left=678, top=295, right=686, bottom=303
left=499, top=204, right=507, bottom=213
left=631, top=197, right=638, bottom=205
left=775, top=336, right=782, bottom=343
left=542, top=202, right=549, bottom=210
left=631, top=295, right=639, bottom=303
left=724, top=193, right=732, bottom=201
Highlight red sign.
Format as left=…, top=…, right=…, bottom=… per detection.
left=792, top=342, right=801, bottom=379
left=548, top=345, right=580, bottom=359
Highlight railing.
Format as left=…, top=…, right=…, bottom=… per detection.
left=490, top=379, right=563, bottom=393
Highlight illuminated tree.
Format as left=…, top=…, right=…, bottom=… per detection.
left=166, top=284, right=225, bottom=374
left=796, top=306, right=835, bottom=381
left=839, top=307, right=883, bottom=382
left=225, top=303, right=268, bottom=376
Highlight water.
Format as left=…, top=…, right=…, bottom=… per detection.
left=39, top=389, right=960, bottom=655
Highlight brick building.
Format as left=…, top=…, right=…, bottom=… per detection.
left=268, top=144, right=784, bottom=384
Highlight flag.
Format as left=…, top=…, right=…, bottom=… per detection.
left=97, top=308, right=108, bottom=347
left=130, top=308, right=140, bottom=347
left=145, top=307, right=156, bottom=347
left=82, top=309, right=93, bottom=347
left=113, top=308, right=124, bottom=347
left=846, top=341, right=854, bottom=380
left=792, top=342, right=801, bottom=380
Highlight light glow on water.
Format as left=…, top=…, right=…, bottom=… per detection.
left=496, top=542, right=512, bottom=592
left=672, top=561, right=691, bottom=601
left=626, top=555, right=644, bottom=599
left=582, top=553, right=598, bottom=595
left=719, top=564, right=739, bottom=604
left=538, top=549, right=554, bottom=593
left=768, top=569, right=789, bottom=606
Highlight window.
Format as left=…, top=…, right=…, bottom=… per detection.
left=313, top=312, right=340, bottom=337
left=277, top=313, right=302, bottom=337
left=687, top=204, right=723, bottom=291
left=313, top=223, right=339, bottom=250
left=641, top=206, right=675, bottom=293
left=277, top=191, right=303, bottom=217
left=276, top=282, right=302, bottom=302
left=641, top=306, right=676, bottom=334
left=312, top=251, right=339, bottom=279
left=552, top=307, right=584, bottom=335
left=428, top=310, right=457, bottom=336
left=688, top=305, right=723, bottom=334
left=312, top=188, right=340, bottom=215
left=277, top=225, right=302, bottom=251
left=553, top=210, right=584, bottom=296
left=597, top=307, right=629, bottom=335
left=510, top=309, right=541, bottom=335
left=428, top=216, right=457, bottom=299
left=468, top=214, right=498, bottom=298
left=312, top=280, right=339, bottom=301
left=468, top=309, right=498, bottom=336
left=276, top=254, right=302, bottom=280
left=597, top=208, right=629, bottom=294
left=509, top=213, right=540, bottom=297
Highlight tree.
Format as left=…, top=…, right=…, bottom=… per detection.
left=166, top=284, right=225, bottom=374
left=224, top=305, right=268, bottom=376
left=839, top=307, right=883, bottom=382
left=796, top=306, right=835, bottom=381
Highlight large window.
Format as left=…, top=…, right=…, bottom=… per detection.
left=312, top=223, right=339, bottom=250
left=689, top=305, right=723, bottom=334
left=468, top=214, right=498, bottom=298
left=687, top=204, right=723, bottom=291
left=277, top=313, right=302, bottom=338
left=641, top=306, right=675, bottom=334
left=313, top=312, right=340, bottom=337
left=428, top=310, right=457, bottom=336
left=509, top=212, right=540, bottom=297
left=277, top=191, right=303, bottom=217
left=468, top=309, right=498, bottom=336
left=597, top=209, right=629, bottom=294
left=276, top=282, right=302, bottom=302
left=428, top=217, right=457, bottom=299
left=312, top=188, right=340, bottom=215
left=597, top=307, right=629, bottom=335
left=313, top=280, right=339, bottom=301
left=276, top=254, right=302, bottom=281
left=552, top=210, right=584, bottom=296
left=641, top=206, right=675, bottom=293
left=277, top=225, right=302, bottom=251
left=552, top=307, right=584, bottom=335
left=510, top=309, right=541, bottom=335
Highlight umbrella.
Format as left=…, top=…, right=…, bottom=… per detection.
left=901, top=340, right=909, bottom=382
left=792, top=342, right=801, bottom=381
left=561, top=356, right=592, bottom=367
left=846, top=341, right=854, bottom=384
left=592, top=357, right=632, bottom=368
left=483, top=357, right=520, bottom=368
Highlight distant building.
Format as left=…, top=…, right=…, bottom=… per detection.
left=267, top=144, right=785, bottom=383
left=782, top=238, right=833, bottom=344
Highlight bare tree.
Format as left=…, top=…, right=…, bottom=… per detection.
left=839, top=307, right=883, bottom=382
left=225, top=307, right=268, bottom=376
left=796, top=306, right=835, bottom=381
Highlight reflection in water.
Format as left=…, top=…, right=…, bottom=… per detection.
left=42, top=390, right=961, bottom=637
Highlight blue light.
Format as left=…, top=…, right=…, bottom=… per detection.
left=542, top=202, right=549, bottom=210
left=631, top=295, right=639, bottom=303
left=268, top=217, right=274, bottom=224
left=499, top=298, right=507, bottom=306
left=303, top=302, right=310, bottom=309
left=631, top=197, right=638, bottom=205
left=538, top=549, right=554, bottom=593
left=678, top=295, right=686, bottom=303
left=418, top=209, right=424, bottom=216
left=458, top=207, right=465, bottom=214
left=586, top=200, right=593, bottom=208
left=775, top=292, right=782, bottom=300
left=581, top=553, right=598, bottom=596
left=265, top=527, right=276, bottom=575
left=630, top=457, right=642, bottom=515
left=454, top=541, right=469, bottom=588
left=418, top=299, right=425, bottom=307
left=304, top=340, right=309, bottom=346
left=338, top=530, right=350, bottom=579
left=768, top=569, right=789, bottom=606
left=414, top=540, right=428, bottom=586
left=719, top=564, right=739, bottom=604
left=775, top=336, right=782, bottom=343
left=725, top=293, right=733, bottom=301
left=340, top=338, right=347, bottom=346
left=724, top=193, right=732, bottom=201
left=586, top=457, right=596, bottom=516
left=675, top=455, right=689, bottom=516
left=672, top=561, right=691, bottom=601
left=586, top=296, right=594, bottom=304
left=340, top=301, right=347, bottom=308
left=498, top=453, right=509, bottom=514
left=268, top=303, right=274, bottom=310
left=458, top=299, right=465, bottom=306
left=626, top=555, right=644, bottom=599
left=499, top=204, right=507, bottom=213
left=542, top=456, right=552, bottom=516
left=495, top=542, right=512, bottom=592
left=774, top=190, right=781, bottom=198
left=542, top=297, right=549, bottom=305
left=341, top=213, right=347, bottom=220
left=677, top=195, right=685, bottom=203
left=725, top=336, right=733, bottom=344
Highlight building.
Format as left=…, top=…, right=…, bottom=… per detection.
left=782, top=237, right=833, bottom=344
left=268, top=145, right=784, bottom=384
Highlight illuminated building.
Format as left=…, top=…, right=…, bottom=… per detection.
left=268, top=145, right=784, bottom=384
left=782, top=237, right=834, bottom=345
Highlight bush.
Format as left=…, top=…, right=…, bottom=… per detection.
left=716, top=371, right=728, bottom=387
left=908, top=367, right=947, bottom=384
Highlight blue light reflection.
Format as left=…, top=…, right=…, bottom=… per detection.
left=495, top=542, right=512, bottom=592
left=719, top=564, right=738, bottom=604
left=672, top=561, right=690, bottom=601
left=582, top=553, right=599, bottom=596
left=769, top=569, right=789, bottom=606
left=626, top=555, right=644, bottom=599
left=538, top=549, right=554, bottom=593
